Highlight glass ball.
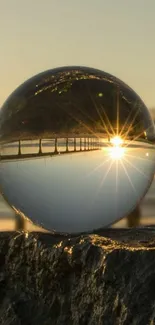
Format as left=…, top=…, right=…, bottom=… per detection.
left=0, top=66, right=155, bottom=234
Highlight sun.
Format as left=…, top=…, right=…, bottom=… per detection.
left=109, top=146, right=125, bottom=159
left=110, top=135, right=123, bottom=147
left=109, top=136, right=125, bottom=160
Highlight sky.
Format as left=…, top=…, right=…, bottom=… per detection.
left=0, top=0, right=155, bottom=109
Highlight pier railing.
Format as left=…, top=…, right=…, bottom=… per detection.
left=0, top=136, right=104, bottom=161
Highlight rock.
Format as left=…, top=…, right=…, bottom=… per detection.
left=0, top=229, right=155, bottom=325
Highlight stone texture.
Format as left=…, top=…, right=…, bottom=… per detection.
left=0, top=229, right=155, bottom=325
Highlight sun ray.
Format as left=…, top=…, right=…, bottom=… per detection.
left=86, top=155, right=111, bottom=178
left=115, top=159, right=119, bottom=204
left=86, top=84, right=114, bottom=139
left=56, top=102, right=100, bottom=139
left=119, top=100, right=139, bottom=137
left=123, top=156, right=150, bottom=180
left=122, top=120, right=143, bottom=140
left=72, top=101, right=102, bottom=129
left=123, top=126, right=152, bottom=148
left=95, top=104, right=112, bottom=138
left=123, top=106, right=141, bottom=140
left=95, top=159, right=114, bottom=198
left=120, top=159, right=138, bottom=198
left=89, top=91, right=113, bottom=139
left=100, top=103, right=115, bottom=136
left=125, top=151, right=155, bottom=164
left=116, top=86, right=120, bottom=136
left=85, top=82, right=115, bottom=137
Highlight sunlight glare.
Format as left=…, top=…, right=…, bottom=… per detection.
left=109, top=135, right=125, bottom=159
left=110, top=146, right=125, bottom=159
left=110, top=136, right=123, bottom=147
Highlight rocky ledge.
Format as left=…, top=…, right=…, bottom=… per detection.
left=0, top=228, right=155, bottom=325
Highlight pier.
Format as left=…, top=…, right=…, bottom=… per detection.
left=0, top=136, right=102, bottom=161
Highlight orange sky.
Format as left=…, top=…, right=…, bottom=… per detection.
left=0, top=0, right=155, bottom=108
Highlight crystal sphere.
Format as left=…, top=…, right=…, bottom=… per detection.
left=0, top=66, right=155, bottom=234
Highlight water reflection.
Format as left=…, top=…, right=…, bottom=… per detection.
left=1, top=140, right=155, bottom=233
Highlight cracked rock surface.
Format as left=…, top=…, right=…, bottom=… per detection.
left=0, top=229, right=155, bottom=325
